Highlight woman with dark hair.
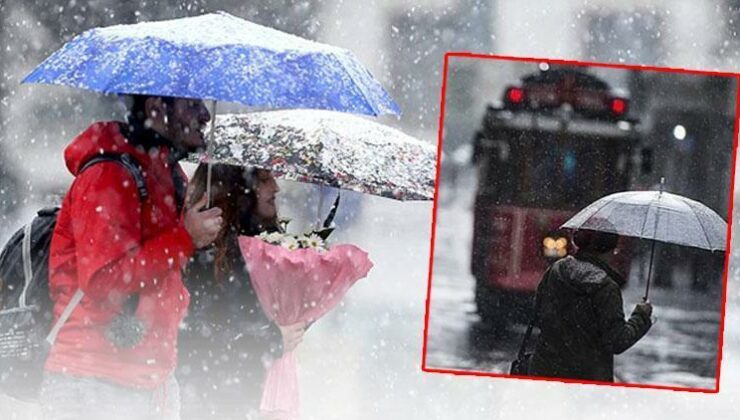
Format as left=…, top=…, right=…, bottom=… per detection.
left=528, top=224, right=653, bottom=382
left=177, top=163, right=305, bottom=419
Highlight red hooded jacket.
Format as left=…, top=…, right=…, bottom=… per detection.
left=46, top=121, right=194, bottom=389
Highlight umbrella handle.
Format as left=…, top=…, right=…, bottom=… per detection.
left=316, top=184, right=325, bottom=229
left=643, top=177, right=665, bottom=301
left=206, top=100, right=218, bottom=208
left=643, top=237, right=657, bottom=301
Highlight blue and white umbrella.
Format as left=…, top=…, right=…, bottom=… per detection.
left=22, top=11, right=400, bottom=117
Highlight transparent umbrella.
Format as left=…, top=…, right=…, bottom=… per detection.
left=561, top=179, right=727, bottom=300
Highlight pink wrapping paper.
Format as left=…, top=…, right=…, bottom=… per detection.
left=238, top=236, right=373, bottom=419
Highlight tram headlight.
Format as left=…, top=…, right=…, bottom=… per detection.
left=543, top=236, right=568, bottom=258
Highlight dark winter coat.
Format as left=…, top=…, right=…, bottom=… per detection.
left=177, top=234, right=282, bottom=419
left=529, top=253, right=652, bottom=382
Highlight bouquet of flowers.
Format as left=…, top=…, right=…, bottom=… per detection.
left=238, top=226, right=373, bottom=420
left=256, top=229, right=328, bottom=252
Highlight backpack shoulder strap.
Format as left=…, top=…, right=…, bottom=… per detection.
left=79, top=153, right=148, bottom=202
left=45, top=289, right=84, bottom=346
left=19, top=223, right=33, bottom=309
left=44, top=154, right=148, bottom=345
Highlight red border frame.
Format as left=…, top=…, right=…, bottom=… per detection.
left=421, top=52, right=740, bottom=394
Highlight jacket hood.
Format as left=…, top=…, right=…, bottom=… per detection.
left=550, top=255, right=613, bottom=295
left=64, top=122, right=143, bottom=176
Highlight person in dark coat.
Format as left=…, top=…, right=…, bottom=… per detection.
left=177, top=163, right=306, bottom=420
left=529, top=227, right=653, bottom=382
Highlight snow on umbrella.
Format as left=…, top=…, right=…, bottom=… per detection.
left=561, top=190, right=727, bottom=251
left=561, top=182, right=727, bottom=299
left=22, top=11, right=400, bottom=117
left=197, top=110, right=436, bottom=201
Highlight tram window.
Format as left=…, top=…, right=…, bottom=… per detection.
left=481, top=131, right=630, bottom=210
left=641, top=148, right=654, bottom=174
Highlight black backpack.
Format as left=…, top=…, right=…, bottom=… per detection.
left=0, top=153, right=147, bottom=400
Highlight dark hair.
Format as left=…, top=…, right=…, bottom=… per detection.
left=572, top=229, right=619, bottom=254
left=188, top=163, right=278, bottom=279
left=126, top=95, right=175, bottom=126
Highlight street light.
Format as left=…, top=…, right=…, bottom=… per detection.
left=673, top=124, right=687, bottom=140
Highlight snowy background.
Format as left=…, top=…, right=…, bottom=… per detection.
left=2, top=0, right=740, bottom=419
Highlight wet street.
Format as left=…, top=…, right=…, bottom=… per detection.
left=426, top=174, right=722, bottom=390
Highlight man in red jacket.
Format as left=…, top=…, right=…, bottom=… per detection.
left=40, top=96, right=223, bottom=420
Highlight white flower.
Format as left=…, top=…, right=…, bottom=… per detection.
left=305, top=233, right=325, bottom=250
left=297, top=235, right=310, bottom=248
left=258, top=230, right=327, bottom=251
left=268, top=232, right=284, bottom=243
left=258, top=231, right=283, bottom=245
left=279, top=235, right=299, bottom=250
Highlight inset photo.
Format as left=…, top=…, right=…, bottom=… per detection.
left=423, top=54, right=737, bottom=392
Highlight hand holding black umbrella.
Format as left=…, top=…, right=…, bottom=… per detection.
left=561, top=178, right=728, bottom=301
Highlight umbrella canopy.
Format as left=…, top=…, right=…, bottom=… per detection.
left=561, top=190, right=727, bottom=252
left=22, top=11, right=400, bottom=116
left=195, top=110, right=436, bottom=201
